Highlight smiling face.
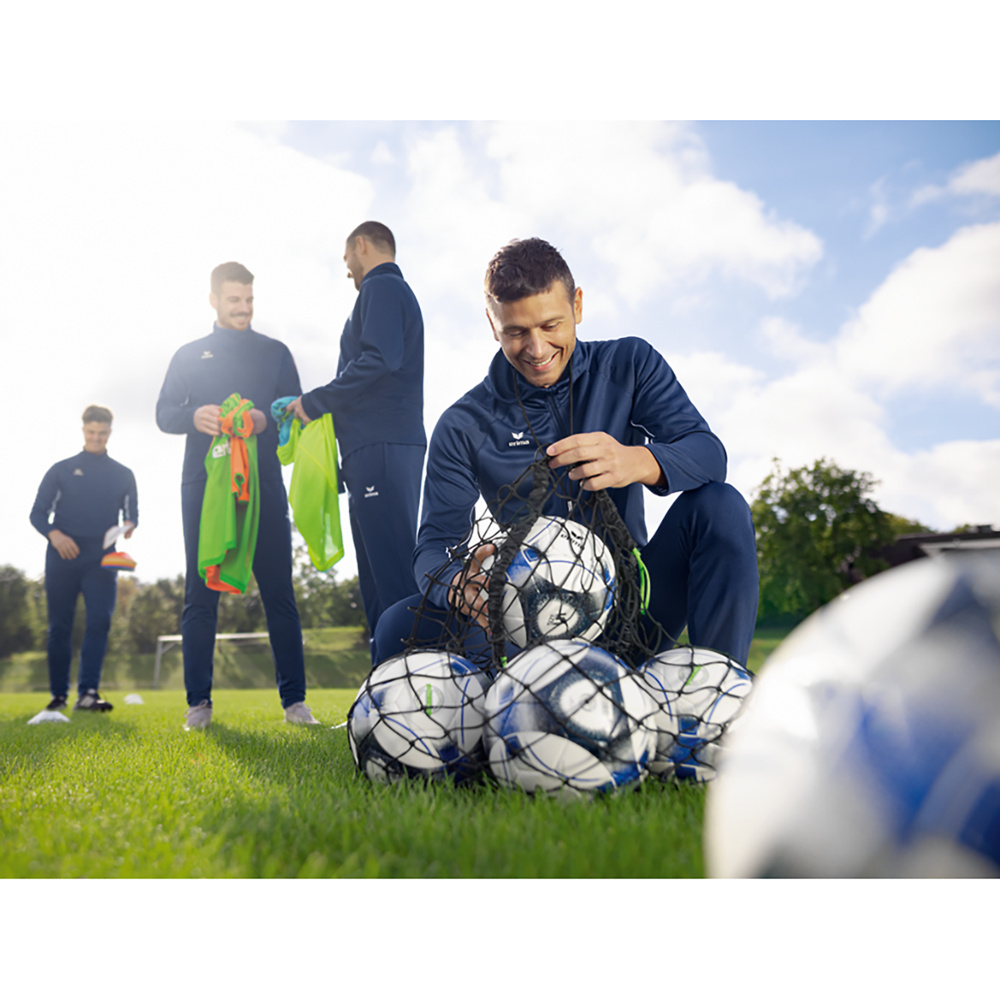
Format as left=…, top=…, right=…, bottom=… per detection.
left=209, top=280, right=254, bottom=330
left=82, top=421, right=111, bottom=454
left=487, top=282, right=583, bottom=388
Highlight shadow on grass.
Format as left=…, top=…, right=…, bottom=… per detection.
left=201, top=721, right=361, bottom=788
left=0, top=712, right=141, bottom=781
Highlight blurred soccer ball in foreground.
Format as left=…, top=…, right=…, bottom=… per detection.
left=496, top=516, right=615, bottom=648
left=637, top=646, right=754, bottom=782
left=483, top=639, right=657, bottom=801
left=348, top=651, right=487, bottom=784
left=705, top=552, right=1000, bottom=877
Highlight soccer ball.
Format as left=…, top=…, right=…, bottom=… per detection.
left=348, top=650, right=488, bottom=784
left=494, top=516, right=615, bottom=649
left=637, top=646, right=754, bottom=782
left=704, top=551, right=1000, bottom=878
left=483, top=639, right=658, bottom=801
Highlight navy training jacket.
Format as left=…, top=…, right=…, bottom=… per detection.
left=300, top=261, right=426, bottom=459
left=30, top=450, right=138, bottom=542
left=414, top=336, right=727, bottom=606
left=155, top=324, right=302, bottom=486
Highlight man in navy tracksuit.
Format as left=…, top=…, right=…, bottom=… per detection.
left=286, top=222, right=426, bottom=653
left=156, top=261, right=318, bottom=730
left=374, top=238, right=759, bottom=668
left=30, top=405, right=138, bottom=712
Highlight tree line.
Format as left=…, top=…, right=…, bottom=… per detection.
left=2, top=457, right=978, bottom=659
left=0, top=541, right=367, bottom=659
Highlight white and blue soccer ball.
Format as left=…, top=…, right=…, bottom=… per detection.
left=348, top=650, right=488, bottom=785
left=483, top=639, right=657, bottom=801
left=496, top=516, right=616, bottom=649
left=705, top=552, right=1000, bottom=878
left=637, top=646, right=754, bottom=782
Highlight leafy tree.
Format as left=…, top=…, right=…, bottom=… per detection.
left=216, top=577, right=267, bottom=634
left=752, top=458, right=897, bottom=627
left=292, top=541, right=368, bottom=634
left=0, top=565, right=43, bottom=657
left=886, top=513, right=933, bottom=535
left=127, top=576, right=185, bottom=653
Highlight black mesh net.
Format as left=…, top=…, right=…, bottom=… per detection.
left=348, top=454, right=753, bottom=796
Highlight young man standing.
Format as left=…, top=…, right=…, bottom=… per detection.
left=374, top=238, right=759, bottom=668
left=156, top=262, right=318, bottom=729
left=30, top=405, right=137, bottom=712
left=285, top=222, right=426, bottom=654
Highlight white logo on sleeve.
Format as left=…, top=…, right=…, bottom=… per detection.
left=508, top=430, right=530, bottom=447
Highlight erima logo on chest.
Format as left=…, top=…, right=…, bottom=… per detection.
left=508, top=431, right=530, bottom=447
left=364, top=485, right=379, bottom=498
left=200, top=350, right=214, bottom=360
left=73, top=468, right=84, bottom=476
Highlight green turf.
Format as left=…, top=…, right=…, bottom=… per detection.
left=0, top=689, right=707, bottom=878
left=1, top=629, right=788, bottom=878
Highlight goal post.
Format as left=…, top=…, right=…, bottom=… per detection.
left=153, top=632, right=271, bottom=689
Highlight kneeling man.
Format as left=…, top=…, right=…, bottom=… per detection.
left=374, top=238, right=759, bottom=668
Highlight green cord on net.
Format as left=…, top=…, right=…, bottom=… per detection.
left=632, top=547, right=651, bottom=614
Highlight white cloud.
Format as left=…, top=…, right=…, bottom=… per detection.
left=484, top=121, right=823, bottom=306
left=758, top=316, right=829, bottom=368
left=876, top=439, right=1000, bottom=531
left=948, top=150, right=1000, bottom=197
left=910, top=149, right=1000, bottom=206
left=667, top=345, right=1000, bottom=531
left=835, top=222, right=1000, bottom=404
left=371, top=141, right=395, bottom=166
left=865, top=177, right=890, bottom=238
left=663, top=227, right=1000, bottom=532
left=398, top=125, right=526, bottom=324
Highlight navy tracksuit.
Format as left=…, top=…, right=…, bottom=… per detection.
left=373, top=337, right=759, bottom=667
left=301, top=262, right=427, bottom=640
left=156, top=323, right=307, bottom=708
left=30, top=450, right=138, bottom=697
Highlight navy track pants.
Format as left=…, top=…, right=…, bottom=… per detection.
left=342, top=443, right=424, bottom=642
left=44, top=538, right=118, bottom=697
left=181, top=477, right=305, bottom=708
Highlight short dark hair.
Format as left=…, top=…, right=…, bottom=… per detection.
left=211, top=262, right=254, bottom=296
left=346, top=221, right=395, bottom=256
left=485, top=238, right=576, bottom=310
left=82, top=404, right=113, bottom=425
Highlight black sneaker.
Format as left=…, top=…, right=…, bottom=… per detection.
left=46, top=695, right=68, bottom=711
left=74, top=689, right=113, bottom=712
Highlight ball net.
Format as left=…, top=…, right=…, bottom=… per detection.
left=347, top=455, right=753, bottom=795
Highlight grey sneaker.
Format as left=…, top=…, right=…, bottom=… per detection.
left=74, top=689, right=113, bottom=712
left=184, top=699, right=213, bottom=730
left=284, top=702, right=320, bottom=725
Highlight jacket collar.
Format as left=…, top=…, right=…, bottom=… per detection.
left=361, top=261, right=403, bottom=283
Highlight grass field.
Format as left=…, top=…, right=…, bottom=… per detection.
left=0, top=629, right=786, bottom=879
left=1, top=688, right=711, bottom=878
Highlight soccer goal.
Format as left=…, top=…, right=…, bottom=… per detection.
left=153, top=632, right=271, bottom=689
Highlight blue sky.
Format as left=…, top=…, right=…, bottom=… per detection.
left=3, top=119, right=997, bottom=586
